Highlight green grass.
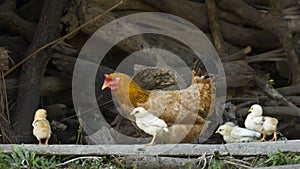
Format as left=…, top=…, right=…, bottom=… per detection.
left=209, top=149, right=300, bottom=169
left=264, top=149, right=300, bottom=166
left=0, top=146, right=123, bottom=169
left=1, top=147, right=300, bottom=169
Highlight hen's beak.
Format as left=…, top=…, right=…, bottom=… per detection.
left=101, top=84, right=109, bottom=90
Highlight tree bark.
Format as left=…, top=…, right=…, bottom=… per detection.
left=12, top=0, right=65, bottom=143
left=0, top=0, right=36, bottom=41
left=219, top=0, right=300, bottom=85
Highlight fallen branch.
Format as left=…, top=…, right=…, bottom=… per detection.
left=218, top=0, right=300, bottom=84
left=236, top=106, right=300, bottom=117
left=0, top=0, right=36, bottom=41
left=247, top=48, right=287, bottom=63
left=221, top=46, right=251, bottom=62
left=2, top=1, right=123, bottom=78
left=206, top=0, right=227, bottom=56
left=255, top=77, right=297, bottom=108
left=277, top=84, right=300, bottom=96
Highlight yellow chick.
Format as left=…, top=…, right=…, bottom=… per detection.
left=245, top=104, right=278, bottom=141
left=32, top=109, right=51, bottom=145
left=215, top=122, right=261, bottom=143
left=130, top=107, right=169, bottom=146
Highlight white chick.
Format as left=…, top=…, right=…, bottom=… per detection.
left=130, top=107, right=169, bottom=146
left=215, top=122, right=261, bottom=143
left=32, top=109, right=51, bottom=145
left=245, top=104, right=278, bottom=141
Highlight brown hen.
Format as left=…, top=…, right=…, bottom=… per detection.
left=102, top=65, right=214, bottom=143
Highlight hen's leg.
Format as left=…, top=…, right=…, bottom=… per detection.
left=146, top=134, right=156, bottom=146
left=257, top=134, right=266, bottom=142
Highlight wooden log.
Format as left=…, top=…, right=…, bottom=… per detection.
left=223, top=61, right=255, bottom=87
left=206, top=0, right=228, bottom=56
left=68, top=0, right=150, bottom=54
left=218, top=0, right=300, bottom=85
left=221, top=46, right=251, bottom=62
left=256, top=164, right=300, bottom=169
left=247, top=48, right=287, bottom=63
left=236, top=106, right=300, bottom=117
left=142, top=0, right=280, bottom=50
left=12, top=0, right=66, bottom=144
left=123, top=156, right=203, bottom=169
left=277, top=85, right=300, bottom=96
left=0, top=0, right=36, bottom=41
left=286, top=96, right=300, bottom=107
left=39, top=76, right=71, bottom=97
left=0, top=35, right=28, bottom=65
left=255, top=77, right=297, bottom=108
left=1, top=140, right=300, bottom=156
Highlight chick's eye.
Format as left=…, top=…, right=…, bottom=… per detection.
left=135, top=110, right=139, bottom=114
left=219, top=129, right=223, bottom=131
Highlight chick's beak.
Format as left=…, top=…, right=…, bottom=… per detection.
left=215, top=130, right=219, bottom=134
left=130, top=111, right=135, bottom=116
left=101, top=84, right=109, bottom=90
left=248, top=109, right=252, bottom=113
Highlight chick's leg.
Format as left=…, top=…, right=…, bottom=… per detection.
left=269, top=131, right=277, bottom=141
left=38, top=139, right=42, bottom=145
left=146, top=134, right=157, bottom=146
left=45, top=137, right=50, bottom=145
left=257, top=134, right=266, bottom=142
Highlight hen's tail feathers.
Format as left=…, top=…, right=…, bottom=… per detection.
left=192, top=59, right=208, bottom=77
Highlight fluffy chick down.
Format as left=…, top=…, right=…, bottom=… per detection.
left=131, top=107, right=168, bottom=145
left=216, top=122, right=261, bottom=143
left=245, top=104, right=278, bottom=141
left=32, top=109, right=51, bottom=145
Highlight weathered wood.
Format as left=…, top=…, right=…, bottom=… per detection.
left=142, top=0, right=281, bottom=50
left=1, top=140, right=300, bottom=156
left=277, top=85, right=300, bottom=96
left=39, top=76, right=71, bottom=97
left=236, top=106, right=300, bottom=117
left=206, top=0, right=227, bottom=56
left=219, top=0, right=300, bottom=84
left=286, top=96, right=300, bottom=107
left=221, top=46, right=251, bottom=62
left=223, top=61, right=255, bottom=87
left=122, top=156, right=202, bottom=169
left=12, top=0, right=66, bottom=143
left=256, top=164, right=300, bottom=169
left=0, top=0, right=36, bottom=41
left=255, top=77, right=297, bottom=107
